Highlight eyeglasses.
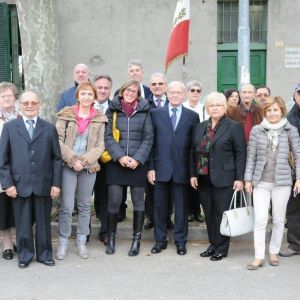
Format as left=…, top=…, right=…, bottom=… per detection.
left=20, top=101, right=40, bottom=107
left=256, top=93, right=269, bottom=98
left=190, top=89, right=201, bottom=93
left=208, top=104, right=225, bottom=108
left=151, top=82, right=164, bottom=87
left=168, top=91, right=184, bottom=96
left=0, top=94, right=15, bottom=100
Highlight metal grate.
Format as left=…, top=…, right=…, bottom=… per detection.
left=217, top=0, right=268, bottom=43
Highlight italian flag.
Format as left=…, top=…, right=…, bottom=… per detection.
left=165, top=0, right=190, bottom=72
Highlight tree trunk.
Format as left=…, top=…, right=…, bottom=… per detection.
left=16, top=0, right=63, bottom=122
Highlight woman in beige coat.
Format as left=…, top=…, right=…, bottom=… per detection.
left=56, top=81, right=107, bottom=259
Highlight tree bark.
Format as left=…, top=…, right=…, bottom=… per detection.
left=16, top=0, right=63, bottom=121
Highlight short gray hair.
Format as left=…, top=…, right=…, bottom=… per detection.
left=0, top=82, right=18, bottom=98
left=128, top=59, right=143, bottom=70
left=150, top=72, right=166, bottom=82
left=186, top=80, right=203, bottom=91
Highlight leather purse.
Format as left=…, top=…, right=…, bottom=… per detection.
left=100, top=111, right=120, bottom=164
left=220, top=190, right=254, bottom=237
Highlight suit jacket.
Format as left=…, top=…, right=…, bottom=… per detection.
left=0, top=117, right=62, bottom=198
left=56, top=85, right=77, bottom=112
left=150, top=104, right=199, bottom=184
left=114, top=84, right=151, bottom=99
left=190, top=117, right=246, bottom=187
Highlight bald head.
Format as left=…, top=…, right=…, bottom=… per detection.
left=167, top=81, right=186, bottom=107
left=240, top=83, right=256, bottom=108
left=19, top=91, right=41, bottom=119
left=73, top=64, right=89, bottom=84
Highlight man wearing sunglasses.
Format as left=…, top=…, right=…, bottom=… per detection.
left=280, top=83, right=300, bottom=257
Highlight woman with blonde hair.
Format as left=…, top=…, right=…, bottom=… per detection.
left=245, top=96, right=300, bottom=269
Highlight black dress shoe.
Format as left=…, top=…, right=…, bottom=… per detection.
left=38, top=259, right=55, bottom=266
left=176, top=244, right=187, bottom=255
left=18, top=261, right=30, bottom=269
left=210, top=253, right=226, bottom=261
left=200, top=250, right=214, bottom=257
left=99, top=234, right=108, bottom=246
left=151, top=243, right=167, bottom=254
left=2, top=249, right=13, bottom=260
left=144, top=220, right=154, bottom=230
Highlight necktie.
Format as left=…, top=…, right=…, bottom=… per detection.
left=26, top=119, right=35, bottom=139
left=171, top=108, right=177, bottom=130
left=156, top=98, right=161, bottom=108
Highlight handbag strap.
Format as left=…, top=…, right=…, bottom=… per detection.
left=112, top=111, right=117, bottom=130
left=229, top=189, right=238, bottom=210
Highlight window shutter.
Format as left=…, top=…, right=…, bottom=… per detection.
left=0, top=2, right=10, bottom=82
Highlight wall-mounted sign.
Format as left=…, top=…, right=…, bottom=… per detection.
left=285, top=47, right=300, bottom=68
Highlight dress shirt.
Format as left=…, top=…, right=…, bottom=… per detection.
left=94, top=100, right=109, bottom=113
left=23, top=116, right=38, bottom=130
left=183, top=100, right=208, bottom=122
left=153, top=95, right=167, bottom=108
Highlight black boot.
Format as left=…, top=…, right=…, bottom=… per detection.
left=105, top=213, right=118, bottom=255
left=128, top=211, right=145, bottom=257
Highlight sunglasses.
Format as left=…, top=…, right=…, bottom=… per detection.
left=190, top=89, right=201, bottom=93
left=151, top=82, right=164, bottom=86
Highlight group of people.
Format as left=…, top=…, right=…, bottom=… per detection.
left=1, top=59, right=300, bottom=272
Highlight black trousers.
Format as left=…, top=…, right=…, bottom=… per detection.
left=94, top=164, right=109, bottom=236
left=188, top=186, right=201, bottom=216
left=13, top=194, right=53, bottom=263
left=154, top=180, right=188, bottom=244
left=145, top=182, right=173, bottom=222
left=197, top=175, right=233, bottom=256
left=286, top=191, right=300, bottom=251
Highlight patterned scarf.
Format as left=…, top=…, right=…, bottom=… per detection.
left=73, top=105, right=97, bottom=134
left=197, top=116, right=225, bottom=175
left=0, top=109, right=19, bottom=122
left=261, top=117, right=287, bottom=152
left=121, top=99, right=138, bottom=117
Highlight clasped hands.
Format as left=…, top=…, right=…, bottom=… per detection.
left=119, top=156, right=139, bottom=169
left=5, top=185, right=60, bottom=199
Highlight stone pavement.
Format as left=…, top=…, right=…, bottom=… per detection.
left=0, top=230, right=299, bottom=300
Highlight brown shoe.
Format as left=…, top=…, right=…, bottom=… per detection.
left=269, top=254, right=279, bottom=266
left=247, top=259, right=265, bottom=270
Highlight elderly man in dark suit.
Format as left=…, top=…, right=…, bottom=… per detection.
left=148, top=81, right=199, bottom=255
left=0, top=91, right=62, bottom=268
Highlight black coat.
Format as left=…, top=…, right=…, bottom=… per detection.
left=288, top=104, right=300, bottom=135
left=190, top=117, right=246, bottom=187
left=105, top=96, right=153, bottom=186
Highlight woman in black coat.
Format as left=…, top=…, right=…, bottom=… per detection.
left=190, top=92, right=246, bottom=261
left=104, top=79, right=153, bottom=256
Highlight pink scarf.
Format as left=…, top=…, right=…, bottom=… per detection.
left=73, top=105, right=97, bottom=134
left=121, top=99, right=138, bottom=117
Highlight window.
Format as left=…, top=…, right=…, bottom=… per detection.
left=0, top=3, right=24, bottom=90
left=217, top=0, right=268, bottom=43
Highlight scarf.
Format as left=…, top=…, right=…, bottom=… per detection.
left=261, top=117, right=287, bottom=151
left=73, top=105, right=97, bottom=134
left=121, top=99, right=138, bottom=117
left=0, top=109, right=19, bottom=122
left=197, top=116, right=225, bottom=175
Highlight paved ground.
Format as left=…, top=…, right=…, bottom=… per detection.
left=1, top=235, right=300, bottom=300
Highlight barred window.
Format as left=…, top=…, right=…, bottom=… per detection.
left=217, top=0, right=267, bottom=43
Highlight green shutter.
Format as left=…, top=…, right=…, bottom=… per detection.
left=0, top=2, right=10, bottom=82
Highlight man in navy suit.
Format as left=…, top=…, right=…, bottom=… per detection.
left=56, top=63, right=89, bottom=112
left=148, top=81, right=199, bottom=255
left=0, top=91, right=62, bottom=268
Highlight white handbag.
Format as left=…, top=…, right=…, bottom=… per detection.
left=220, top=190, right=254, bottom=237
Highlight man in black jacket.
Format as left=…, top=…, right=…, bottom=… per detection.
left=280, top=83, right=300, bottom=257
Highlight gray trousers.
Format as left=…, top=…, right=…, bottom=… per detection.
left=58, top=166, right=96, bottom=238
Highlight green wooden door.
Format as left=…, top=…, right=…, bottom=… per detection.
left=217, top=50, right=266, bottom=92
left=0, top=2, right=10, bottom=82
